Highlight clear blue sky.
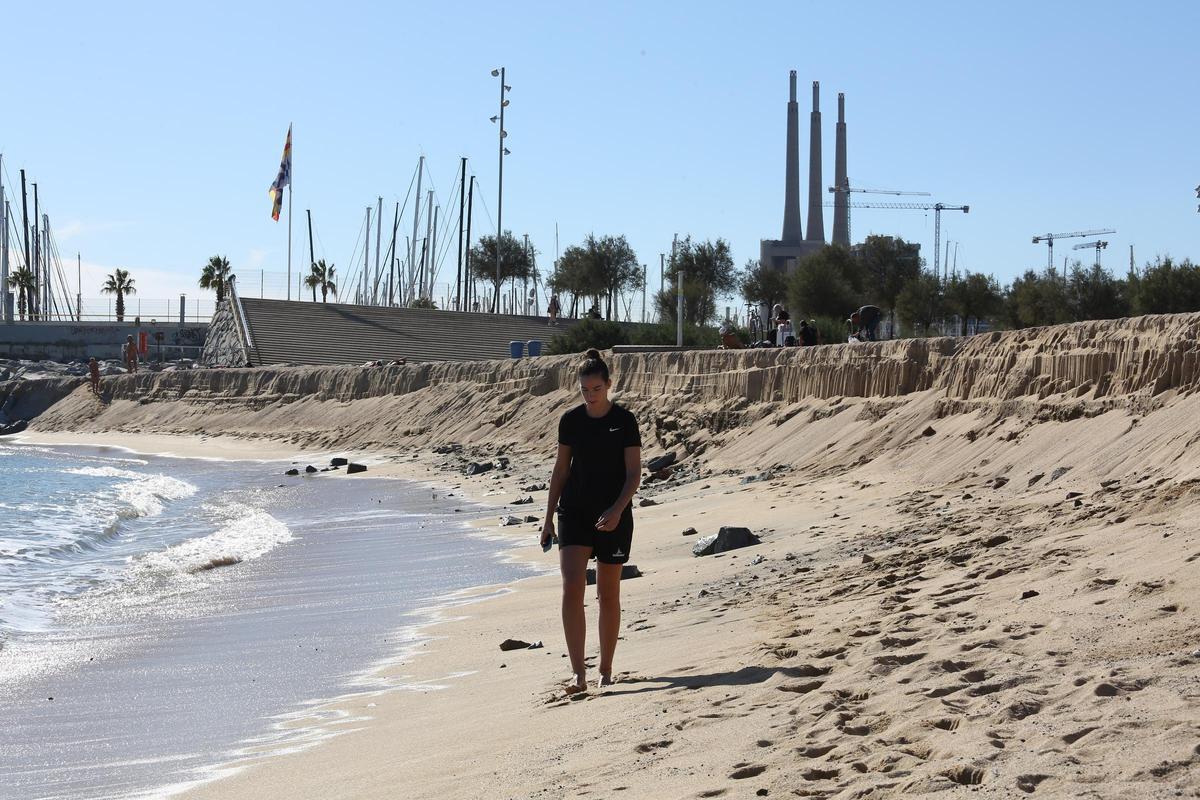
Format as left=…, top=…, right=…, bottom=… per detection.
left=2, top=0, right=1198, bottom=311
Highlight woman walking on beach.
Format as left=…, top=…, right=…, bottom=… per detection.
left=541, top=349, right=641, bottom=693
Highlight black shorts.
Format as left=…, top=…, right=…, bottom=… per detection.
left=557, top=506, right=633, bottom=564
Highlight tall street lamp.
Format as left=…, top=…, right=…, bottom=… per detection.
left=491, top=67, right=511, bottom=313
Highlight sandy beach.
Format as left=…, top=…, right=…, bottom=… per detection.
left=20, top=316, right=1200, bottom=799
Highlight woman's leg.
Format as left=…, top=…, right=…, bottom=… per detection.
left=559, top=545, right=592, bottom=690
left=595, top=561, right=624, bottom=684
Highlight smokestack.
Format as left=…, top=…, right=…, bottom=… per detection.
left=831, top=92, right=849, bottom=247
left=806, top=81, right=825, bottom=243
left=781, top=71, right=802, bottom=244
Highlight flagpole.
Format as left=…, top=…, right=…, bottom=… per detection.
left=287, top=124, right=293, bottom=301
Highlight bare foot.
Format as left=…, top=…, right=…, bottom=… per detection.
left=599, top=673, right=615, bottom=687
left=564, top=673, right=588, bottom=695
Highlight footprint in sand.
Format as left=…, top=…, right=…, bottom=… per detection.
left=944, top=765, right=986, bottom=785
left=728, top=764, right=767, bottom=779
left=1016, top=774, right=1051, bottom=793
left=635, top=739, right=673, bottom=754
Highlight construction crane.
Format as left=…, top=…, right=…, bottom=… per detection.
left=827, top=179, right=931, bottom=243
left=1072, top=239, right=1108, bottom=268
left=1031, top=229, right=1115, bottom=270
left=825, top=200, right=970, bottom=281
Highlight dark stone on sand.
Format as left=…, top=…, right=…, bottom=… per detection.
left=982, top=535, right=1010, bottom=547
left=861, top=554, right=875, bottom=563
left=1049, top=466, right=1071, bottom=483
left=523, top=515, right=539, bottom=523
left=285, top=468, right=300, bottom=476
left=1100, top=479, right=1120, bottom=489
left=638, top=498, right=658, bottom=507
left=512, top=496, right=534, bottom=505
left=585, top=565, right=643, bottom=585
left=499, top=638, right=532, bottom=651
left=991, top=476, right=1009, bottom=489
left=346, top=463, right=367, bottom=474
left=682, top=527, right=699, bottom=536
left=330, top=457, right=349, bottom=467
left=1066, top=491, right=1082, bottom=499
left=466, top=461, right=493, bottom=476
left=921, top=426, right=936, bottom=437
left=692, top=527, right=760, bottom=557
left=1027, top=473, right=1044, bottom=487
left=305, top=465, right=318, bottom=474
left=1020, top=590, right=1040, bottom=600
left=1074, top=499, right=1083, bottom=508
left=500, top=516, right=522, bottom=526
left=0, top=419, right=28, bottom=436
left=649, top=467, right=673, bottom=481
left=646, top=452, right=677, bottom=472
left=740, top=470, right=774, bottom=485
left=521, top=482, right=548, bottom=492
left=527, top=640, right=544, bottom=649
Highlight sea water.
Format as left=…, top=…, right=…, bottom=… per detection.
left=0, top=442, right=538, bottom=799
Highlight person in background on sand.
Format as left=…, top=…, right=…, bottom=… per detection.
left=798, top=319, right=818, bottom=347
left=88, top=357, right=102, bottom=395
left=547, top=293, right=561, bottom=326
left=718, top=322, right=744, bottom=350
left=541, top=349, right=642, bottom=694
left=849, top=305, right=882, bottom=342
left=123, top=336, right=139, bottom=374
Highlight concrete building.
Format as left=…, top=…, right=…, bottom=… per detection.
left=761, top=73, right=851, bottom=274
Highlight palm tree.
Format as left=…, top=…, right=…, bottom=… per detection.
left=101, top=268, right=137, bottom=322
left=7, top=267, right=36, bottom=321
left=199, top=256, right=233, bottom=302
left=307, top=259, right=337, bottom=303
left=303, top=261, right=320, bottom=302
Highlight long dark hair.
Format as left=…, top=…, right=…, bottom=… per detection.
left=579, top=348, right=610, bottom=382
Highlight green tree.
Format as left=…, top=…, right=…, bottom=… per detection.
left=653, top=237, right=737, bottom=325
left=305, top=259, right=337, bottom=303
left=858, top=235, right=922, bottom=335
left=894, top=272, right=945, bottom=336
left=739, top=259, right=788, bottom=311
left=945, top=271, right=1002, bottom=335
left=198, top=255, right=233, bottom=303
left=101, top=268, right=137, bottom=322
left=787, top=245, right=863, bottom=321
left=6, top=266, right=36, bottom=321
left=469, top=231, right=537, bottom=313
left=1128, top=256, right=1200, bottom=314
left=549, top=234, right=642, bottom=320
left=1004, top=268, right=1071, bottom=328
left=1067, top=261, right=1129, bottom=321
left=409, top=297, right=437, bottom=309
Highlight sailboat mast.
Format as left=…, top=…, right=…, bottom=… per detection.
left=0, top=154, right=7, bottom=323
left=373, top=196, right=382, bottom=304
left=464, top=177, right=475, bottom=312
left=430, top=205, right=439, bottom=302
left=364, top=205, right=372, bottom=304
left=456, top=157, right=466, bottom=311
left=422, top=190, right=433, bottom=300
left=408, top=156, right=424, bottom=305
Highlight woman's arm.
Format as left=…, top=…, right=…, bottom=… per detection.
left=541, top=444, right=571, bottom=546
left=596, top=446, right=642, bottom=532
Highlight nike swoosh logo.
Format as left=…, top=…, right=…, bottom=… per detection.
left=609, top=427, right=621, bottom=432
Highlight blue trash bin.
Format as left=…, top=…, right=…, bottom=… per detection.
left=509, top=340, right=524, bottom=359
left=526, top=339, right=542, bottom=357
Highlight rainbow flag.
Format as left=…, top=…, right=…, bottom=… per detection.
left=268, top=124, right=292, bottom=221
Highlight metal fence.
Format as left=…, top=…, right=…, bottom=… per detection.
left=3, top=296, right=217, bottom=324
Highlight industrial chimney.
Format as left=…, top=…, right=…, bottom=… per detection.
left=781, top=71, right=802, bottom=244
left=806, top=81, right=825, bottom=243
left=831, top=92, right=849, bottom=247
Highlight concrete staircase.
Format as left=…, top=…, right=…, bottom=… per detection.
left=238, top=299, right=575, bottom=365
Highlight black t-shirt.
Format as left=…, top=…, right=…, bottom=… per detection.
left=557, top=402, right=641, bottom=515
left=800, top=325, right=817, bottom=346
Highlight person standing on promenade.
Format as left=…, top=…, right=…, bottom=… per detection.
left=541, top=349, right=642, bottom=693
left=123, top=336, right=139, bottom=374
left=548, top=293, right=561, bottom=326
